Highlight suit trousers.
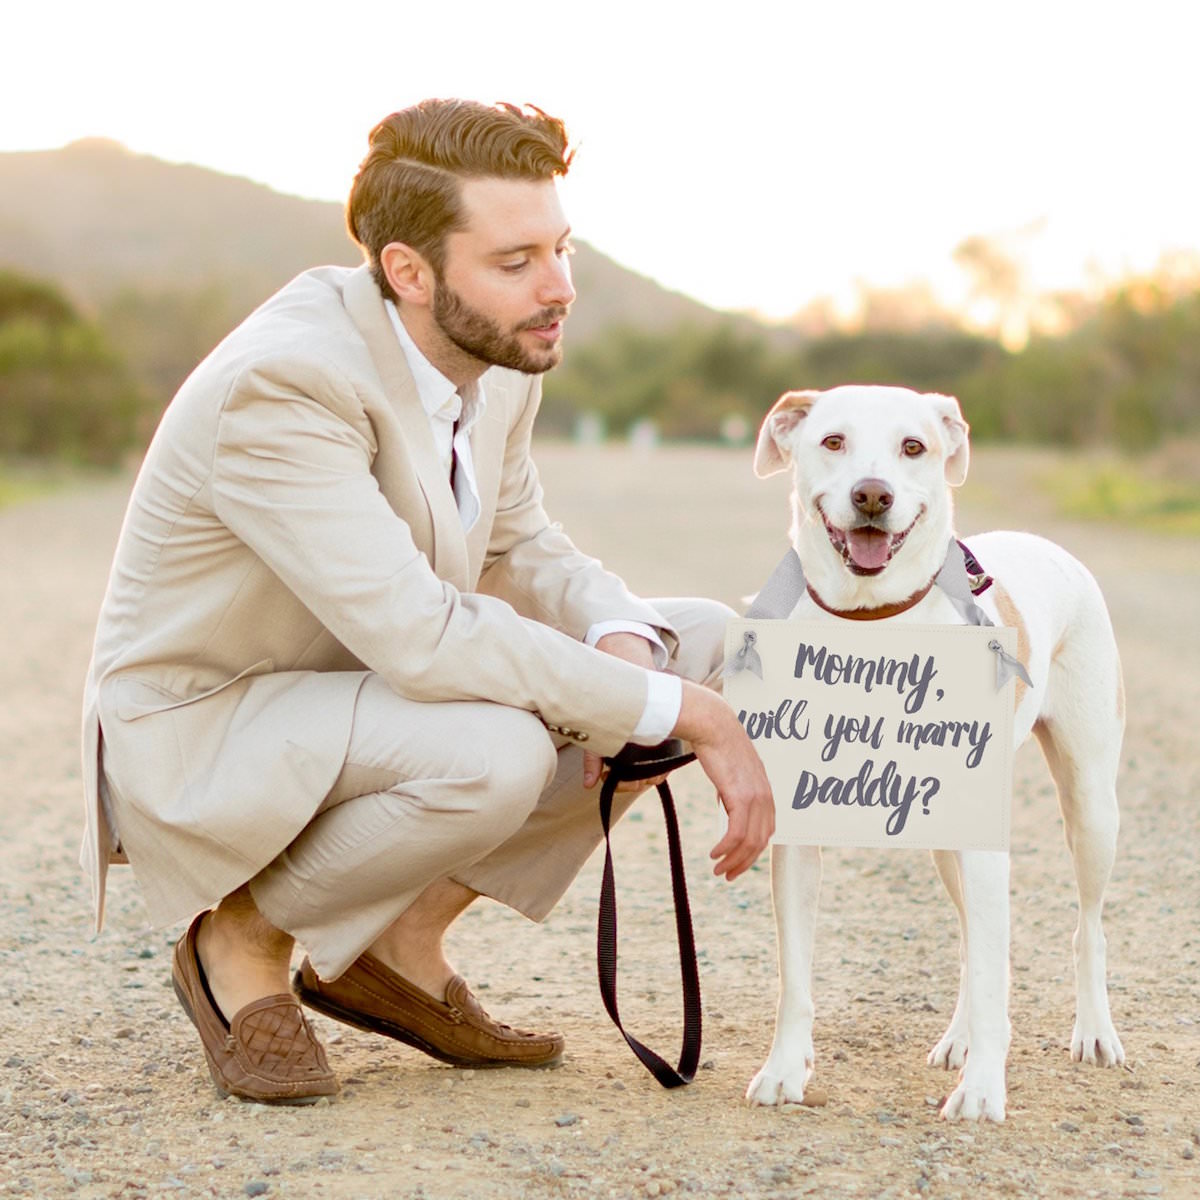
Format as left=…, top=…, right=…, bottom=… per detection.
left=248, top=597, right=733, bottom=979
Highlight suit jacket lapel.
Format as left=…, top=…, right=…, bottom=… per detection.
left=342, top=266, right=471, bottom=592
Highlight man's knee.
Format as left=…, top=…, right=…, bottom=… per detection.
left=657, top=596, right=737, bottom=686
left=472, top=708, right=557, bottom=839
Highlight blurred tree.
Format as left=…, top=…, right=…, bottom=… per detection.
left=0, top=271, right=143, bottom=464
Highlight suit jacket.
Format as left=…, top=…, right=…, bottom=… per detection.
left=81, top=265, right=675, bottom=930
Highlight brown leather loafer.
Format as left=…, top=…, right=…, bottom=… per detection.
left=294, top=953, right=564, bottom=1068
left=171, top=913, right=339, bottom=1104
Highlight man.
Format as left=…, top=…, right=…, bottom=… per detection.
left=81, top=99, right=773, bottom=1104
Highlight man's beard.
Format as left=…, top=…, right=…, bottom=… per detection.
left=432, top=281, right=568, bottom=375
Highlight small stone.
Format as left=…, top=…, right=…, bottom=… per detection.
left=645, top=1183, right=661, bottom=1198
left=243, top=1183, right=269, bottom=1197
left=554, top=1113, right=580, bottom=1127
left=1181, top=1144, right=1194, bottom=1160
left=700, top=1060, right=717, bottom=1071
left=801, top=1086, right=828, bottom=1108
left=113, top=1028, right=134, bottom=1040
left=1058, top=1121, right=1080, bottom=1133
left=515, top=1098, right=531, bottom=1108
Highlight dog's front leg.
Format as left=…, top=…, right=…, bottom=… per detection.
left=746, top=842, right=821, bottom=1106
left=928, top=848, right=970, bottom=1069
left=940, top=850, right=1011, bottom=1122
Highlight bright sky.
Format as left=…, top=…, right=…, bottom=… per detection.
left=4, top=1, right=1199, bottom=319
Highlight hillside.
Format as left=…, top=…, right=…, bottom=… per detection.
left=0, top=139, right=727, bottom=344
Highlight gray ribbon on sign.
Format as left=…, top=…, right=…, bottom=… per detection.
left=729, top=537, right=1034, bottom=692
left=988, top=638, right=1034, bottom=690
left=722, top=629, right=764, bottom=679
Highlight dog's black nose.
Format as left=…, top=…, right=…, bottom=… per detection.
left=852, top=478, right=893, bottom=518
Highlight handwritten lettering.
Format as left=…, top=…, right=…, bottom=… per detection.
left=793, top=643, right=939, bottom=715
left=791, top=758, right=941, bottom=837
left=737, top=698, right=811, bottom=742
left=895, top=718, right=992, bottom=768
left=821, top=713, right=885, bottom=762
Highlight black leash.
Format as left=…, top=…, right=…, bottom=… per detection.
left=596, top=738, right=701, bottom=1088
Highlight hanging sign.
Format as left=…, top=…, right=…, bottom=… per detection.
left=723, top=620, right=1019, bottom=851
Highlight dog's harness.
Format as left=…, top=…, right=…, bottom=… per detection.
left=728, top=537, right=1031, bottom=688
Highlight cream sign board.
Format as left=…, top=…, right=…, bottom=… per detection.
left=723, top=620, right=1017, bottom=852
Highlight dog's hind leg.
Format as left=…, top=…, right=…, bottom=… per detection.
left=939, top=849, right=1011, bottom=1121
left=1034, top=711, right=1124, bottom=1067
left=746, top=843, right=821, bottom=1106
left=928, top=849, right=970, bottom=1070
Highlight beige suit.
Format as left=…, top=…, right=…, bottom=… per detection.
left=81, top=265, right=682, bottom=934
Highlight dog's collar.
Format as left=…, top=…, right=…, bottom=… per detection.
left=744, top=538, right=994, bottom=625
left=805, top=577, right=937, bottom=621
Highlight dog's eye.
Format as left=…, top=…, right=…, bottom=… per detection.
left=821, top=435, right=845, bottom=452
left=902, top=439, right=926, bottom=458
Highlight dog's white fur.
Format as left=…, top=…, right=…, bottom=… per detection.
left=745, top=385, right=1125, bottom=1122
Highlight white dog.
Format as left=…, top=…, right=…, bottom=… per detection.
left=744, top=384, right=1125, bottom=1122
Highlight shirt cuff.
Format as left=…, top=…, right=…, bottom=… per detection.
left=584, top=620, right=669, bottom=670
left=629, top=670, right=682, bottom=746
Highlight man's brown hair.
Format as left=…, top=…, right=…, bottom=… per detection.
left=347, top=99, right=573, bottom=300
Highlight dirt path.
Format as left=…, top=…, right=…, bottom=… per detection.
left=1, top=445, right=1197, bottom=1199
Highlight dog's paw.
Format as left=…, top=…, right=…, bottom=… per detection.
left=928, top=1025, right=968, bottom=1070
left=940, top=1060, right=1006, bottom=1122
left=1071, top=1019, right=1125, bottom=1067
left=745, top=1045, right=814, bottom=1107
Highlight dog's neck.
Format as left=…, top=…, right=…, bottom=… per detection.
left=805, top=576, right=938, bottom=620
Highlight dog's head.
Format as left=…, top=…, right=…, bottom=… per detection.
left=754, top=385, right=969, bottom=606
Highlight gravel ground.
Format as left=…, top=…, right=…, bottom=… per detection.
left=1, top=443, right=1197, bottom=1199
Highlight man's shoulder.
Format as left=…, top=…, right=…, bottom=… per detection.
left=195, top=267, right=378, bottom=394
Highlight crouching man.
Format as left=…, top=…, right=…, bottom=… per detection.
left=81, top=98, right=772, bottom=1103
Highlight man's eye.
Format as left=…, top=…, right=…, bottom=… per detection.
left=557, top=241, right=576, bottom=258
left=499, top=260, right=529, bottom=274
left=821, top=434, right=845, bottom=452
left=902, top=439, right=926, bottom=457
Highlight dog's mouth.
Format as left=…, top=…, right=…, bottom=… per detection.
left=821, top=507, right=924, bottom=576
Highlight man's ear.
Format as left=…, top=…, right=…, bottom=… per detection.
left=379, top=242, right=435, bottom=305
left=753, top=390, right=821, bottom=478
left=929, top=393, right=970, bottom=486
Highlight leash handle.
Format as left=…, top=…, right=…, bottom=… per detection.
left=596, top=740, right=701, bottom=1089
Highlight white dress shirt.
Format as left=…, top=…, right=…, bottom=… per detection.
left=385, top=302, right=681, bottom=744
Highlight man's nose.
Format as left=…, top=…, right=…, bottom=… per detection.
left=539, top=255, right=575, bottom=308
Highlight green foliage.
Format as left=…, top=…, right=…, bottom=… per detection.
left=544, top=323, right=795, bottom=439
left=1042, top=457, right=1200, bottom=534
left=545, top=285, right=1200, bottom=448
left=0, top=271, right=144, bottom=464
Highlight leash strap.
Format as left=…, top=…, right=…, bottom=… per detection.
left=597, top=739, right=701, bottom=1088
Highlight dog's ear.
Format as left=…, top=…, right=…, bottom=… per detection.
left=753, top=390, right=821, bottom=478
left=930, top=393, right=970, bottom=486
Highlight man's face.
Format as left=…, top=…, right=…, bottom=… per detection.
left=431, top=176, right=576, bottom=375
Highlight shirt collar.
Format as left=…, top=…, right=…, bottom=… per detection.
left=385, top=299, right=486, bottom=431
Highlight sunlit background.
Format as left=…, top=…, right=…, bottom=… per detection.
left=2, top=0, right=1199, bottom=530
left=6, top=0, right=1199, bottom=323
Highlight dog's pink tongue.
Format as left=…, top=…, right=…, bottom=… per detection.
left=846, top=527, right=891, bottom=570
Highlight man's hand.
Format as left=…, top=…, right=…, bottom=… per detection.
left=672, top=681, right=774, bottom=880
left=583, top=632, right=664, bottom=790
